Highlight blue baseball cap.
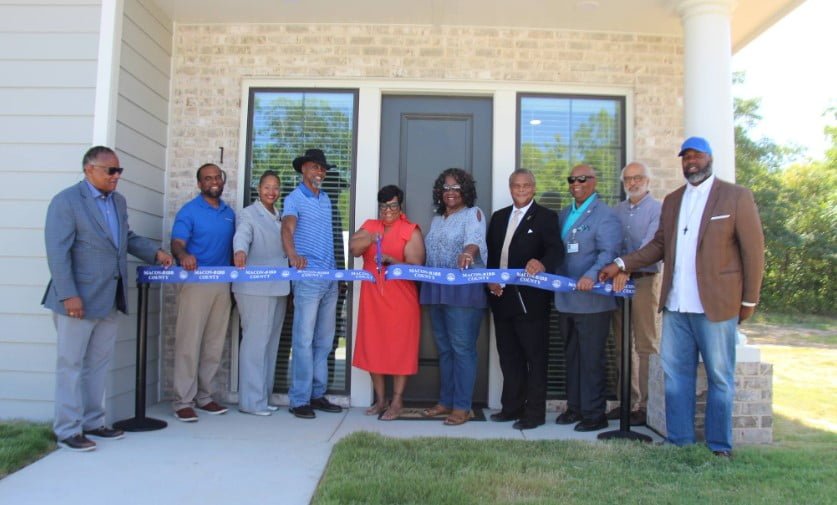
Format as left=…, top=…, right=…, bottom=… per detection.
left=678, top=136, right=713, bottom=157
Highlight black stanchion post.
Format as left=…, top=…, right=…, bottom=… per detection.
left=598, top=296, right=651, bottom=442
left=114, top=277, right=167, bottom=432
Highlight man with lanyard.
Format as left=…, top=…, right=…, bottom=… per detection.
left=607, top=161, right=662, bottom=426
left=553, top=164, right=621, bottom=432
left=282, top=149, right=343, bottom=419
left=170, top=163, right=235, bottom=422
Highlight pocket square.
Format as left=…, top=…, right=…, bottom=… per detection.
left=710, top=214, right=730, bottom=221
left=527, top=229, right=533, bottom=234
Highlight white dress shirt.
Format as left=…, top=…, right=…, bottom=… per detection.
left=666, top=175, right=715, bottom=313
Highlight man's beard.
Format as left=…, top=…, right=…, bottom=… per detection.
left=685, top=160, right=713, bottom=185
left=626, top=186, right=647, bottom=200
left=202, top=187, right=223, bottom=199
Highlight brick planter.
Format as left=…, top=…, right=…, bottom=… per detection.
left=647, top=349, right=773, bottom=444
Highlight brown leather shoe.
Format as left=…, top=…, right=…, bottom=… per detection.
left=59, top=434, right=96, bottom=452
left=83, top=426, right=125, bottom=440
left=630, top=410, right=647, bottom=426
left=196, top=401, right=228, bottom=415
left=174, top=407, right=198, bottom=422
left=606, top=407, right=621, bottom=420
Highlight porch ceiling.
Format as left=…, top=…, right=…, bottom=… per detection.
left=153, top=0, right=804, bottom=52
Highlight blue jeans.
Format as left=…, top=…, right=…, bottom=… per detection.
left=661, top=310, right=737, bottom=452
left=288, top=280, right=338, bottom=407
left=429, top=305, right=485, bottom=411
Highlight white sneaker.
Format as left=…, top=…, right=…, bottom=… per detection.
left=239, top=408, right=272, bottom=416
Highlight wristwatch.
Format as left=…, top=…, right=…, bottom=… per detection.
left=614, top=257, right=626, bottom=271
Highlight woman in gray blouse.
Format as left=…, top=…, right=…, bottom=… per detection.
left=233, top=171, right=290, bottom=415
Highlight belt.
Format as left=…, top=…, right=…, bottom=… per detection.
left=631, top=272, right=658, bottom=279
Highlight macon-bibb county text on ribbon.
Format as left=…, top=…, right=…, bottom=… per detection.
left=138, top=265, right=633, bottom=297
left=137, top=266, right=375, bottom=284
left=384, top=264, right=634, bottom=297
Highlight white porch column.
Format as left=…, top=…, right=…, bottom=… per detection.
left=675, top=0, right=736, bottom=182
left=92, top=0, right=125, bottom=146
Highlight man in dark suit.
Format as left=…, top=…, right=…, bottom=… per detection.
left=43, top=146, right=172, bottom=451
left=486, top=169, right=562, bottom=430
left=600, top=137, right=765, bottom=456
left=553, top=164, right=622, bottom=432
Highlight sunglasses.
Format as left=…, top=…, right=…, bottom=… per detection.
left=378, top=202, right=401, bottom=211
left=567, top=175, right=594, bottom=184
left=442, top=184, right=462, bottom=192
left=91, top=164, right=124, bottom=176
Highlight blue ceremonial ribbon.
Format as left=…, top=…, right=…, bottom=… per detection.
left=384, top=264, right=634, bottom=298
left=137, top=265, right=633, bottom=297
left=137, top=266, right=376, bottom=284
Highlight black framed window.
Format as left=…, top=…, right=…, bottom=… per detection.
left=517, top=93, right=626, bottom=399
left=244, top=89, right=358, bottom=395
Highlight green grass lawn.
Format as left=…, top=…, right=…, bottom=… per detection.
left=313, top=417, right=836, bottom=505
left=314, top=316, right=837, bottom=505
left=0, top=422, right=55, bottom=479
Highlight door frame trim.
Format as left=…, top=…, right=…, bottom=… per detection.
left=237, top=78, right=635, bottom=410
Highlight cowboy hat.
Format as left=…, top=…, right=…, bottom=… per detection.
left=292, top=148, right=336, bottom=173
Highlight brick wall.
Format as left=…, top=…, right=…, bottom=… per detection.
left=647, top=354, right=774, bottom=445
left=162, top=23, right=686, bottom=400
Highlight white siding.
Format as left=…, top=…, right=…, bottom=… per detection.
left=0, top=0, right=174, bottom=423
left=0, top=0, right=102, bottom=420
left=113, top=0, right=172, bottom=408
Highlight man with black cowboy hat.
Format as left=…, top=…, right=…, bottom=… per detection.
left=281, top=149, right=344, bottom=418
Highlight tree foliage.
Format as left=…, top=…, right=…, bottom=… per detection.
left=735, top=89, right=836, bottom=315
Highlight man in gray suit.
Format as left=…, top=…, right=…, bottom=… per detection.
left=553, top=164, right=622, bottom=432
left=43, top=146, right=173, bottom=451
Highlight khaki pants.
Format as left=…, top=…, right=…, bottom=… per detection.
left=173, top=283, right=231, bottom=410
left=612, top=273, right=661, bottom=411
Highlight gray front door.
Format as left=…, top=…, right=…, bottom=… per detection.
left=379, top=95, right=493, bottom=404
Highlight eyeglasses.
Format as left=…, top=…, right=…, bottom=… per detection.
left=90, top=164, right=124, bottom=176
left=378, top=202, right=401, bottom=211
left=442, top=184, right=462, bottom=192
left=567, top=175, right=594, bottom=184
left=622, top=175, right=646, bottom=183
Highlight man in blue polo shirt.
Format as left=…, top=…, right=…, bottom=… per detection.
left=170, top=163, right=235, bottom=422
left=281, top=149, right=343, bottom=419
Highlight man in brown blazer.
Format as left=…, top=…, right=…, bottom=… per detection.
left=600, top=137, right=764, bottom=457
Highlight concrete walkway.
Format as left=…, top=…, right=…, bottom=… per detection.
left=0, top=403, right=660, bottom=505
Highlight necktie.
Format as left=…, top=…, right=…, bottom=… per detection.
left=499, top=209, right=522, bottom=269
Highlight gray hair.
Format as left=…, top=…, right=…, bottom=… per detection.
left=620, top=161, right=651, bottom=179
left=509, top=168, right=536, bottom=185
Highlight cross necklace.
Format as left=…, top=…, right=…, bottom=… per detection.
left=681, top=193, right=700, bottom=235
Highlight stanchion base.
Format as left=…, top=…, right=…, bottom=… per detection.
left=113, top=416, right=168, bottom=432
left=597, top=429, right=652, bottom=443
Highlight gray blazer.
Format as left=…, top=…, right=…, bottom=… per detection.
left=232, top=202, right=290, bottom=296
left=553, top=197, right=622, bottom=314
left=42, top=181, right=160, bottom=318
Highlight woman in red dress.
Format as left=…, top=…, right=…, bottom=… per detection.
left=350, top=185, right=425, bottom=420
